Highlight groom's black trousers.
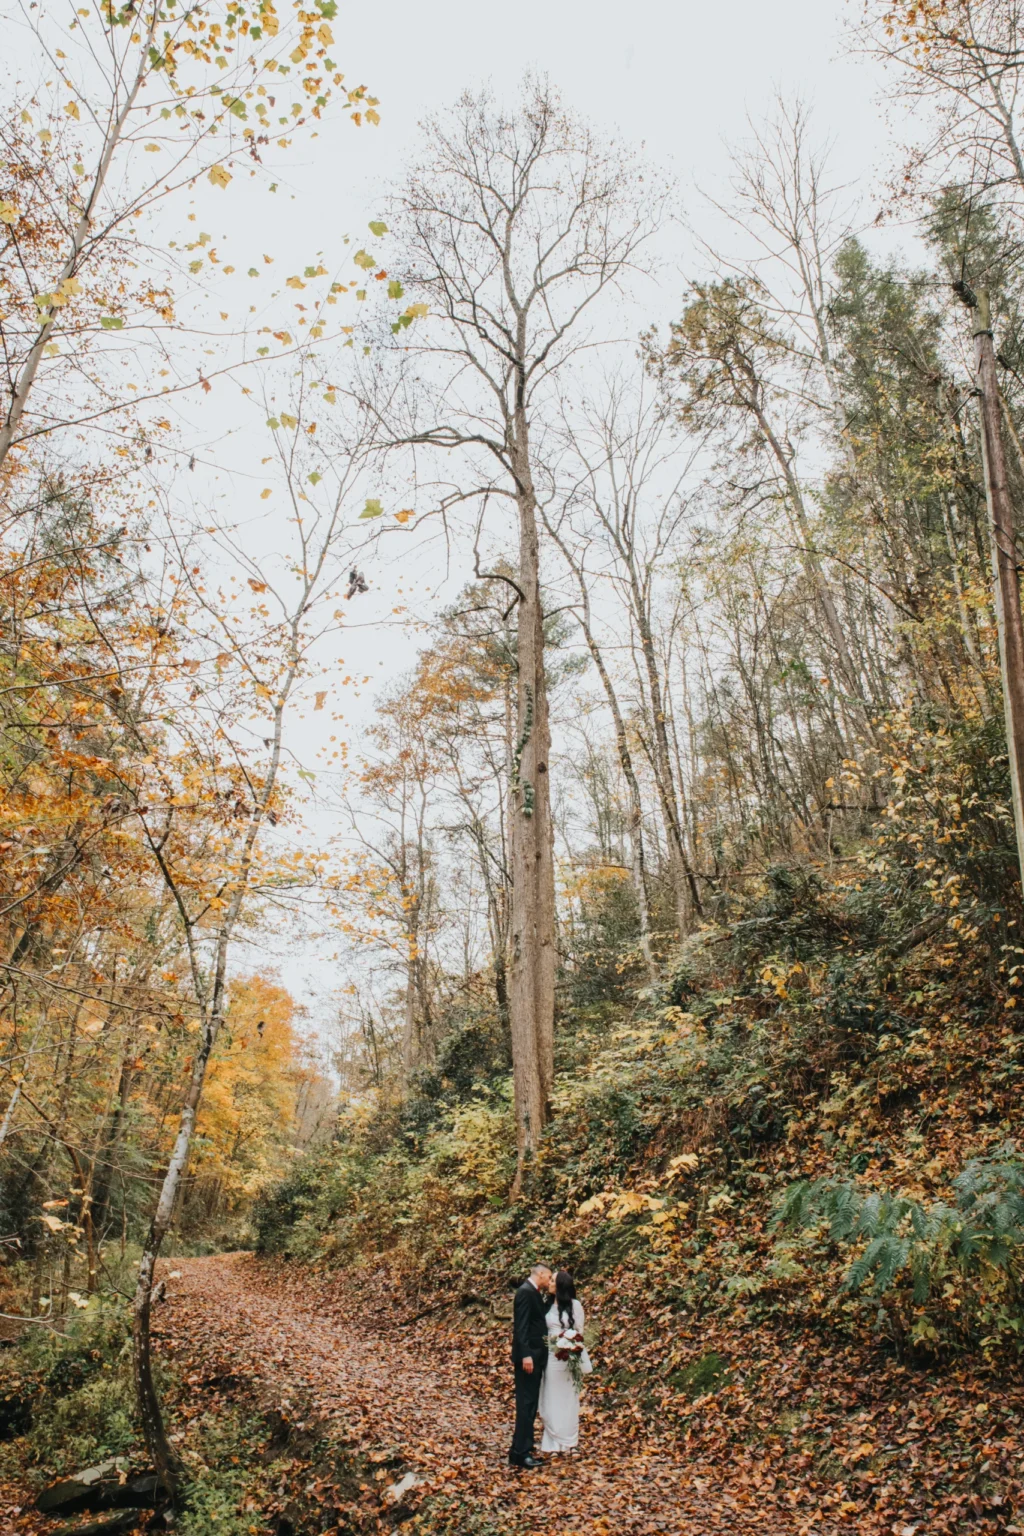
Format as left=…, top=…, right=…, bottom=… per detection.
left=510, top=1358, right=544, bottom=1461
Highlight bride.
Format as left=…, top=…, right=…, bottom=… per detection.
left=538, top=1268, right=591, bottom=1454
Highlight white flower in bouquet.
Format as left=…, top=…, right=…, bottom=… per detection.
left=547, top=1326, right=587, bottom=1391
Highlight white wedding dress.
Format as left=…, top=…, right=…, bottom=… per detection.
left=538, top=1299, right=590, bottom=1453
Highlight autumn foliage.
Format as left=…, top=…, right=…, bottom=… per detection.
left=10, top=7, right=1024, bottom=1536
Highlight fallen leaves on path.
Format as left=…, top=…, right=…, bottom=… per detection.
left=157, top=1253, right=835, bottom=1535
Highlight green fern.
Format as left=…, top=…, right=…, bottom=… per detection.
left=773, top=1143, right=1024, bottom=1303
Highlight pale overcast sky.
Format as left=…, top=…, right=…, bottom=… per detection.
left=190, top=0, right=906, bottom=1028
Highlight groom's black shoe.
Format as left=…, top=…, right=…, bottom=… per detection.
left=508, top=1454, right=543, bottom=1471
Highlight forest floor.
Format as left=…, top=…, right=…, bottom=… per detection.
left=153, top=1253, right=832, bottom=1536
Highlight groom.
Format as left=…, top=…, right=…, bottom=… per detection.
left=509, top=1263, right=553, bottom=1470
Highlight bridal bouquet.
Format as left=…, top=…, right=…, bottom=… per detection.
left=547, top=1326, right=587, bottom=1391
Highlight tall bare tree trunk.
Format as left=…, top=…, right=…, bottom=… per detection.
left=942, top=491, right=993, bottom=719
left=544, top=516, right=658, bottom=976
left=509, top=424, right=556, bottom=1175
left=586, top=637, right=657, bottom=978
left=634, top=609, right=703, bottom=930
left=400, top=839, right=423, bottom=1079
left=386, top=81, right=658, bottom=1176
left=975, top=292, right=1024, bottom=889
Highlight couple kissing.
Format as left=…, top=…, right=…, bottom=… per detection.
left=509, top=1262, right=592, bottom=1469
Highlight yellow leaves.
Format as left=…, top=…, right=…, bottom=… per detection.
left=665, top=1152, right=699, bottom=1179
left=610, top=1190, right=664, bottom=1217
left=195, top=974, right=304, bottom=1197
left=405, top=302, right=429, bottom=320
left=65, top=101, right=80, bottom=120
left=394, top=509, right=415, bottom=525
left=0, top=200, right=19, bottom=225
left=285, top=276, right=306, bottom=290
left=759, top=960, right=804, bottom=1000
left=39, top=1213, right=67, bottom=1233
left=145, top=143, right=162, bottom=153
left=260, top=488, right=272, bottom=499
left=247, top=578, right=268, bottom=593
left=317, top=22, right=333, bottom=43
left=208, top=164, right=232, bottom=189
left=578, top=1189, right=664, bottom=1219
left=314, top=690, right=328, bottom=711
left=279, top=411, right=297, bottom=429
left=353, top=249, right=376, bottom=271
left=36, top=277, right=84, bottom=318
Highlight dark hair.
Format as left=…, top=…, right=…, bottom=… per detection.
left=555, top=1269, right=576, bottom=1327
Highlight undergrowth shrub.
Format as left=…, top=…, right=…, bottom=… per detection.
left=775, top=1145, right=1024, bottom=1351
left=418, top=1095, right=515, bottom=1211
left=177, top=1403, right=275, bottom=1536
left=254, top=1095, right=517, bottom=1265
left=0, top=1295, right=139, bottom=1481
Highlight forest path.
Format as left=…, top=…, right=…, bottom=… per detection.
left=157, top=1254, right=815, bottom=1536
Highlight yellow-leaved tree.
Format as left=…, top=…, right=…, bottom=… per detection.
left=191, top=974, right=310, bottom=1221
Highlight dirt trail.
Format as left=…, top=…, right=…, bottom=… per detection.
left=157, top=1254, right=816, bottom=1536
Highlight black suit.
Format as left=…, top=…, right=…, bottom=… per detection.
left=509, top=1279, right=549, bottom=1462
